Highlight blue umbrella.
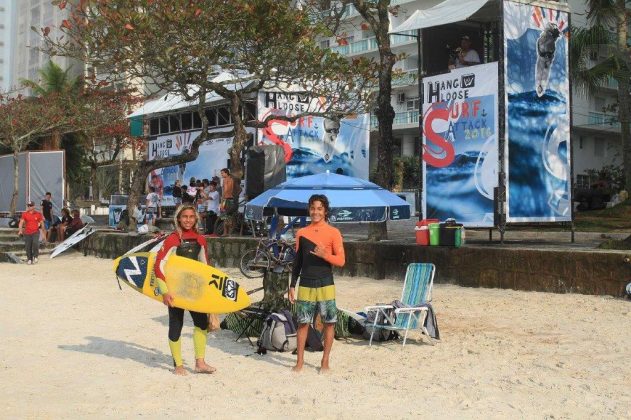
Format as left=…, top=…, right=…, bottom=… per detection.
left=244, top=172, right=411, bottom=222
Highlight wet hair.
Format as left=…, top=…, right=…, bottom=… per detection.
left=173, top=204, right=200, bottom=237
left=308, top=194, right=330, bottom=221
left=221, top=168, right=230, bottom=175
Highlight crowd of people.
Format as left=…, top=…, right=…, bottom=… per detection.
left=149, top=168, right=240, bottom=236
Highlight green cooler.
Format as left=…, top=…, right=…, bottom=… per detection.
left=429, top=223, right=441, bottom=246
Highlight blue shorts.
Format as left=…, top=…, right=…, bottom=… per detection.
left=44, top=220, right=51, bottom=229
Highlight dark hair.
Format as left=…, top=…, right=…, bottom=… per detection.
left=221, top=168, right=230, bottom=175
left=308, top=194, right=330, bottom=221
left=45, top=192, right=51, bottom=196
left=189, top=177, right=196, bottom=184
left=210, top=181, right=217, bottom=187
left=149, top=186, right=155, bottom=192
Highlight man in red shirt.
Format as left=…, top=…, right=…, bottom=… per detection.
left=17, top=201, right=46, bottom=265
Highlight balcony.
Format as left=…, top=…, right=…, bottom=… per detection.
left=371, top=110, right=419, bottom=128
left=587, top=111, right=620, bottom=130
left=331, top=30, right=417, bottom=57
left=392, top=70, right=418, bottom=87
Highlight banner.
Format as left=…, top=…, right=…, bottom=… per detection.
left=422, top=62, right=498, bottom=227
left=257, top=91, right=370, bottom=179
left=504, top=1, right=571, bottom=222
left=146, top=130, right=201, bottom=161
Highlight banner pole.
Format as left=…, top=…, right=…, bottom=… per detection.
left=417, top=28, right=424, bottom=222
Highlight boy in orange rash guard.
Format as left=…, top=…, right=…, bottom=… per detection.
left=289, top=194, right=345, bottom=373
left=154, top=204, right=216, bottom=376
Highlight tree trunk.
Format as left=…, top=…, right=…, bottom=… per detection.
left=10, top=150, right=19, bottom=216
left=90, top=163, right=98, bottom=202
left=126, top=161, right=149, bottom=232
left=228, top=95, right=247, bottom=180
left=260, top=270, right=290, bottom=311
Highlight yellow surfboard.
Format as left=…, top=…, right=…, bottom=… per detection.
left=113, top=252, right=250, bottom=313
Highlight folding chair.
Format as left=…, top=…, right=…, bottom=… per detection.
left=364, top=263, right=435, bottom=346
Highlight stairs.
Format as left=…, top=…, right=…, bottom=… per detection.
left=0, top=228, right=57, bottom=263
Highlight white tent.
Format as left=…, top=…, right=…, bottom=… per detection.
left=390, top=0, right=489, bottom=33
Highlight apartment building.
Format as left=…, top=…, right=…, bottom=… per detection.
left=11, top=0, right=81, bottom=94
left=320, top=0, right=625, bottom=187
left=0, top=0, right=16, bottom=92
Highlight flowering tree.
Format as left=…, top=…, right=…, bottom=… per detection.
left=43, top=0, right=377, bottom=228
left=0, top=84, right=141, bottom=215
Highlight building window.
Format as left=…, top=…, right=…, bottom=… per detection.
left=218, top=106, right=230, bottom=126
left=579, top=136, right=583, bottom=149
left=205, top=108, right=217, bottom=127
left=320, top=40, right=330, bottom=49
left=149, top=118, right=159, bottom=136
left=594, top=137, right=604, bottom=157
left=181, top=112, right=192, bottom=130
left=159, top=116, right=169, bottom=134
left=192, top=111, right=202, bottom=129
left=576, top=174, right=590, bottom=189
left=169, top=115, right=181, bottom=132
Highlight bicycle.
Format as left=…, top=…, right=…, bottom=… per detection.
left=239, top=237, right=296, bottom=278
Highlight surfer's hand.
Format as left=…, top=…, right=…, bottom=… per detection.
left=310, top=244, right=326, bottom=258
left=162, top=292, right=175, bottom=307
left=288, top=287, right=296, bottom=304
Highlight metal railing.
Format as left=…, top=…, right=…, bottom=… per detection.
left=370, top=110, right=419, bottom=128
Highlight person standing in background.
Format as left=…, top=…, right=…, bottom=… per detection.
left=41, top=192, right=53, bottom=243
left=17, top=201, right=46, bottom=265
left=204, top=181, right=220, bottom=235
left=172, top=180, right=183, bottom=207
left=219, top=168, right=236, bottom=236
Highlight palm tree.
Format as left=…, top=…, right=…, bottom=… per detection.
left=572, top=1, right=630, bottom=189
left=20, top=60, right=82, bottom=150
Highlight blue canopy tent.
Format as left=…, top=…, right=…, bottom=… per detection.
left=244, top=172, right=411, bottom=223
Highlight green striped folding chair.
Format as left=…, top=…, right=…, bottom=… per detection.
left=364, top=263, right=435, bottom=346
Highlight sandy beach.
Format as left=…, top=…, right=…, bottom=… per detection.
left=1, top=253, right=630, bottom=419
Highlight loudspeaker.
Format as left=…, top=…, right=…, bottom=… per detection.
left=246, top=145, right=286, bottom=199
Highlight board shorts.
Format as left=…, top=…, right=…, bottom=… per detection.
left=296, top=284, right=337, bottom=324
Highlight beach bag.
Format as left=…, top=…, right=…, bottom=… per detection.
left=257, top=309, right=297, bottom=352
left=363, top=307, right=399, bottom=342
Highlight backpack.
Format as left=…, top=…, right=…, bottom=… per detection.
left=257, top=309, right=297, bottom=353
left=362, top=307, right=400, bottom=342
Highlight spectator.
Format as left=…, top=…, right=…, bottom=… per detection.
left=65, top=209, right=84, bottom=238
left=17, top=201, right=46, bottom=265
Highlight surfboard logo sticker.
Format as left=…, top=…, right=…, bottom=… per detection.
left=222, top=279, right=239, bottom=301
left=117, top=256, right=147, bottom=289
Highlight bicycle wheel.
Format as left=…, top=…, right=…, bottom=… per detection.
left=239, top=248, right=271, bottom=278
left=280, top=246, right=296, bottom=272
left=214, top=218, right=225, bottom=236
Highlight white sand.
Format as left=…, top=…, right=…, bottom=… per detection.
left=1, top=253, right=630, bottom=419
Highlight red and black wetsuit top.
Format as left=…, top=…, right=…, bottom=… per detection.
left=154, top=230, right=208, bottom=281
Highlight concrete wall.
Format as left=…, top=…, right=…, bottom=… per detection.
left=84, top=233, right=630, bottom=298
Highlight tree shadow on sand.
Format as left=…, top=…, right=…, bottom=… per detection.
left=59, top=336, right=172, bottom=371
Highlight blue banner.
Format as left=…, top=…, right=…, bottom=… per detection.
left=422, top=63, right=498, bottom=227
left=504, top=2, right=571, bottom=222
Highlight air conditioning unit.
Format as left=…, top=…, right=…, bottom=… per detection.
left=397, top=92, right=405, bottom=103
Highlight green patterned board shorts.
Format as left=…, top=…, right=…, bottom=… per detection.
left=296, top=284, right=337, bottom=324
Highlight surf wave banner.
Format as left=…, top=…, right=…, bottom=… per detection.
left=504, top=1, right=571, bottom=222
left=422, top=62, right=498, bottom=227
left=257, top=91, right=370, bottom=179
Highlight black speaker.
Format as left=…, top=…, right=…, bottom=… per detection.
left=246, top=145, right=286, bottom=199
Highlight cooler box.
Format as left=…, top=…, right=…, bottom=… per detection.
left=415, top=218, right=439, bottom=246
left=428, top=223, right=441, bottom=246
left=439, top=222, right=464, bottom=247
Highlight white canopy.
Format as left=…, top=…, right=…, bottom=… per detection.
left=128, top=71, right=255, bottom=118
left=390, top=0, right=489, bottom=33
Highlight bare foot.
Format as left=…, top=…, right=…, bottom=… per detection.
left=173, top=366, right=188, bottom=376
left=320, top=361, right=331, bottom=373
left=291, top=364, right=303, bottom=373
left=194, top=361, right=217, bottom=374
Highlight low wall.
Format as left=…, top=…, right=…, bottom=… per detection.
left=83, top=233, right=630, bottom=298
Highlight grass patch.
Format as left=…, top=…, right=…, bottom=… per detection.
left=574, top=200, right=631, bottom=231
